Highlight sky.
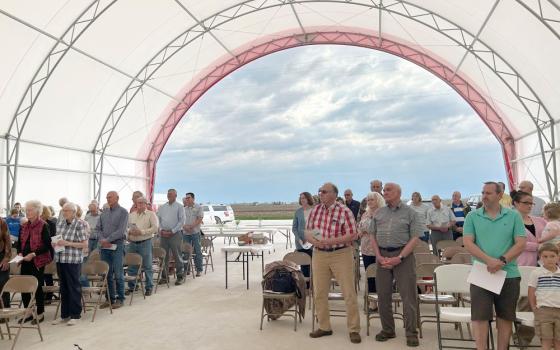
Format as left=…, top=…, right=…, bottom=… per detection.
left=154, top=45, right=507, bottom=204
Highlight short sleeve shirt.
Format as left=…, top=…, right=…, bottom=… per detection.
left=463, top=206, right=526, bottom=278
left=528, top=266, right=560, bottom=308
left=184, top=204, right=204, bottom=235
left=368, top=201, right=424, bottom=248
left=427, top=206, right=455, bottom=226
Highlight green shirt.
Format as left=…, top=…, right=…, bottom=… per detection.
left=463, top=206, right=526, bottom=278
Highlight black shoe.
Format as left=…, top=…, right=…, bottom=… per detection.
left=145, top=290, right=152, bottom=296
left=125, top=289, right=133, bottom=296
left=158, top=278, right=168, bottom=285
left=19, top=315, right=34, bottom=324
left=31, top=314, right=44, bottom=325
left=375, top=331, right=396, bottom=342
left=406, top=335, right=419, bottom=347
left=175, top=277, right=185, bottom=285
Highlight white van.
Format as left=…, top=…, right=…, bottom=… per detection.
left=202, top=204, right=235, bottom=224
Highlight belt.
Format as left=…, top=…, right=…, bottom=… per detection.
left=89, top=238, right=98, bottom=241
left=379, top=246, right=404, bottom=252
left=130, top=238, right=151, bottom=244
left=315, top=246, right=348, bottom=252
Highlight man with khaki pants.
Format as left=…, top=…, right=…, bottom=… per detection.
left=368, top=183, right=423, bottom=347
left=305, top=182, right=361, bottom=344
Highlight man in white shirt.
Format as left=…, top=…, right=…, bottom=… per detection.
left=426, top=195, right=455, bottom=255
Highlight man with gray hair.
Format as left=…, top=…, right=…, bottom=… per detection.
left=157, top=189, right=186, bottom=285
left=96, top=191, right=128, bottom=309
left=518, top=180, right=546, bottom=217
left=427, top=195, right=455, bottom=255
left=127, top=196, right=158, bottom=295
left=368, top=182, right=423, bottom=347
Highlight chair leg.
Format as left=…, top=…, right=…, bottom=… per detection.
left=294, top=301, right=297, bottom=332
left=33, top=309, right=43, bottom=341
left=260, top=298, right=265, bottom=331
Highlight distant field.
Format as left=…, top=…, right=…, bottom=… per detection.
left=232, top=203, right=298, bottom=220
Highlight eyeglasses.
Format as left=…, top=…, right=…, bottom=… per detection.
left=519, top=201, right=535, bottom=206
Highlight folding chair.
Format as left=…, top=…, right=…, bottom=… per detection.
left=88, top=249, right=100, bottom=263
left=201, top=237, right=214, bottom=273
left=415, top=253, right=440, bottom=266
left=449, top=253, right=472, bottom=265
left=152, top=247, right=168, bottom=293
left=434, top=264, right=494, bottom=350
left=81, top=260, right=111, bottom=322
left=441, top=246, right=468, bottom=263
left=181, top=242, right=196, bottom=279
left=512, top=266, right=539, bottom=349
left=283, top=252, right=312, bottom=309
left=123, top=253, right=145, bottom=305
left=41, top=261, right=61, bottom=320
left=260, top=287, right=300, bottom=332
left=455, top=237, right=464, bottom=247
left=0, top=275, right=43, bottom=350
left=414, top=242, right=431, bottom=255
left=436, top=240, right=459, bottom=257
left=364, top=264, right=403, bottom=336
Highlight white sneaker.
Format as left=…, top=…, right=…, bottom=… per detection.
left=52, top=318, right=70, bottom=325
left=67, top=319, right=79, bottom=326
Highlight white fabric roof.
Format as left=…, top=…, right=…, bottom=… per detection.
left=0, top=0, right=559, bottom=210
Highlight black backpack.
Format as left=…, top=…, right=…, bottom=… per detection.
left=270, top=269, right=296, bottom=294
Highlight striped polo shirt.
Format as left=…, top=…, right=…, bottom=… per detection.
left=529, top=266, right=560, bottom=308
left=306, top=202, right=357, bottom=248
left=452, top=202, right=467, bottom=227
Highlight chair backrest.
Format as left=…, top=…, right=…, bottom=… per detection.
left=82, top=260, right=110, bottom=276
left=10, top=261, right=21, bottom=275
left=181, top=242, right=193, bottom=254
left=124, top=252, right=143, bottom=266
left=88, top=249, right=100, bottom=262
left=283, top=252, right=311, bottom=266
left=413, top=243, right=431, bottom=254
left=449, top=253, right=472, bottom=264
left=434, top=264, right=471, bottom=294
left=152, top=246, right=166, bottom=259
left=201, top=237, right=212, bottom=249
left=455, top=236, right=464, bottom=247
left=436, top=239, right=459, bottom=252
left=415, top=253, right=440, bottom=265
left=442, top=246, right=467, bottom=260
left=416, top=263, right=442, bottom=279
left=365, top=263, right=377, bottom=278
left=44, top=261, right=57, bottom=275
left=152, top=237, right=161, bottom=248
left=1, top=275, right=38, bottom=294
left=518, top=265, right=537, bottom=297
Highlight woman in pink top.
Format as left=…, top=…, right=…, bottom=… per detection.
left=512, top=191, right=547, bottom=266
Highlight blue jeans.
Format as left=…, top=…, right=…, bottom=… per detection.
left=127, top=238, right=153, bottom=291
left=100, top=241, right=125, bottom=303
left=419, top=231, right=430, bottom=243
left=183, top=233, right=202, bottom=272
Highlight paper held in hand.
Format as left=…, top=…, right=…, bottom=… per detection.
left=467, top=260, right=507, bottom=294
left=9, top=255, right=24, bottom=264
left=51, top=235, right=65, bottom=253
left=101, top=244, right=117, bottom=251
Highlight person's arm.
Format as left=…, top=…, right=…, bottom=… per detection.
left=538, top=224, right=560, bottom=243
left=323, top=208, right=358, bottom=245
left=528, top=286, right=537, bottom=311
left=141, top=212, right=159, bottom=237
left=503, top=212, right=527, bottom=262
left=59, top=222, right=87, bottom=249
left=172, top=206, right=185, bottom=234
left=32, top=223, right=52, bottom=255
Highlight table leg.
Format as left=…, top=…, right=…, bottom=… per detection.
left=242, top=252, right=246, bottom=280
left=225, top=251, right=228, bottom=289
left=247, top=252, right=250, bottom=290
left=261, top=251, right=265, bottom=274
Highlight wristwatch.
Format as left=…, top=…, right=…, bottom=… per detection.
left=398, top=255, right=404, bottom=261
left=498, top=255, right=507, bottom=264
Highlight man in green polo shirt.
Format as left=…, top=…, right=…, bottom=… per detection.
left=463, top=181, right=526, bottom=350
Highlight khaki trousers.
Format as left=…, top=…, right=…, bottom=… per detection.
left=312, top=246, right=360, bottom=333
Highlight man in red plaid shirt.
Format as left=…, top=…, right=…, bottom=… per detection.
left=306, top=182, right=361, bottom=344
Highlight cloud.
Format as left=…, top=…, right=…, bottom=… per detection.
left=155, top=45, right=506, bottom=202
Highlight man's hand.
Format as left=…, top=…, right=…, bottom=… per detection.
left=486, top=258, right=505, bottom=273
left=100, top=239, right=112, bottom=248
left=440, top=223, right=449, bottom=232
left=456, top=227, right=463, bottom=233
left=308, top=236, right=325, bottom=249
left=56, top=239, right=69, bottom=247
left=0, top=261, right=9, bottom=271
left=182, top=224, right=192, bottom=232
left=22, top=253, right=35, bottom=262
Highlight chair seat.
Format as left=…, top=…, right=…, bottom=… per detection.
left=42, top=286, right=60, bottom=293
left=439, top=307, right=471, bottom=322
left=416, top=279, right=434, bottom=285
left=368, top=293, right=402, bottom=302
left=82, top=287, right=103, bottom=293
left=329, top=292, right=344, bottom=300
left=516, top=311, right=534, bottom=327
left=263, top=290, right=296, bottom=299
left=124, top=276, right=138, bottom=282
left=419, top=294, right=456, bottom=303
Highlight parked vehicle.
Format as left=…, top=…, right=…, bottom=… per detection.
left=466, top=194, right=481, bottom=210
left=202, top=204, right=235, bottom=224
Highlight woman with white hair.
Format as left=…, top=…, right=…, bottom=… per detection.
left=359, top=192, right=385, bottom=311
left=52, top=202, right=87, bottom=326
left=16, top=200, right=52, bottom=324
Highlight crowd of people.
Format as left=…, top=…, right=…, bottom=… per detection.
left=0, top=188, right=205, bottom=326
left=292, top=179, right=560, bottom=349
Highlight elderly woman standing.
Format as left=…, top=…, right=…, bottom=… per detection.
left=52, top=202, right=87, bottom=326
left=359, top=192, right=385, bottom=308
left=17, top=200, right=52, bottom=324
left=0, top=219, right=11, bottom=309
left=410, top=192, right=430, bottom=243
left=292, top=192, right=315, bottom=279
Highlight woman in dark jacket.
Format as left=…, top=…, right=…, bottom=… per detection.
left=17, top=200, right=52, bottom=324
left=0, top=218, right=11, bottom=309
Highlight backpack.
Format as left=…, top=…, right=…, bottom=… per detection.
left=270, top=269, right=296, bottom=294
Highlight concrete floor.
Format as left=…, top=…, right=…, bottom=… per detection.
left=8, top=235, right=470, bottom=350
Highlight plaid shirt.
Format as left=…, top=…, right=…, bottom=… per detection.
left=55, top=218, right=87, bottom=264
left=306, top=202, right=357, bottom=248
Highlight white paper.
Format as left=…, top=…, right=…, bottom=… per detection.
left=50, top=235, right=66, bottom=253
left=101, top=244, right=117, bottom=251
left=9, top=255, right=23, bottom=264
left=301, top=242, right=313, bottom=250
left=467, top=260, right=507, bottom=294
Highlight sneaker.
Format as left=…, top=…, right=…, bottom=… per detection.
left=145, top=289, right=152, bottom=296
left=175, top=277, right=185, bottom=285
left=67, top=318, right=79, bottom=326
left=406, top=335, right=419, bottom=347
left=52, top=318, right=70, bottom=325
left=349, top=332, right=361, bottom=344
left=99, top=301, right=111, bottom=309
left=309, top=329, right=333, bottom=338
left=375, top=331, right=396, bottom=342
left=111, top=300, right=123, bottom=309
left=196, top=271, right=202, bottom=277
